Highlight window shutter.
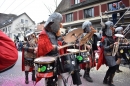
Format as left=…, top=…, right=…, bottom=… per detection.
left=71, top=0, right=74, bottom=6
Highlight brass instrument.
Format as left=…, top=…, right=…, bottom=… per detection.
left=112, top=34, right=124, bottom=56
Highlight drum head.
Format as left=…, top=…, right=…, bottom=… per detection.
left=67, top=49, right=79, bottom=53
left=34, top=56, right=55, bottom=64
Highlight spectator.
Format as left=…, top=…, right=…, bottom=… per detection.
left=118, top=1, right=126, bottom=24
left=111, top=3, right=118, bottom=25
left=19, top=41, right=23, bottom=51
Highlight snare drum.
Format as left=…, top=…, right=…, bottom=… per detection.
left=34, top=56, right=56, bottom=78
left=58, top=53, right=77, bottom=73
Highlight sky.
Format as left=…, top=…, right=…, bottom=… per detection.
left=0, top=0, right=62, bottom=24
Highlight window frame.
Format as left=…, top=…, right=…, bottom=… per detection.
left=108, top=1, right=119, bottom=11
left=75, top=0, right=80, bottom=4
left=21, top=19, right=24, bottom=24
left=84, top=8, right=94, bottom=18
left=66, top=13, right=73, bottom=22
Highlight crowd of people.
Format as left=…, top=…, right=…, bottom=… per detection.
left=20, top=11, right=129, bottom=86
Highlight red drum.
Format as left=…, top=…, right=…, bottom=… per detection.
left=34, top=56, right=56, bottom=78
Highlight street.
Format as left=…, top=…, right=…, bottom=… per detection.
left=0, top=51, right=130, bottom=86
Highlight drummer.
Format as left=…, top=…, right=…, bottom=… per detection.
left=80, top=20, right=99, bottom=82
left=35, top=12, right=64, bottom=86
left=22, top=32, right=37, bottom=84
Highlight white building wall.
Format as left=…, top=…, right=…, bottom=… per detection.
left=0, top=13, right=35, bottom=41
left=11, top=14, right=35, bottom=41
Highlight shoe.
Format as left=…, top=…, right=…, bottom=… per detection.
left=84, top=75, right=93, bottom=82
left=108, top=83, right=115, bottom=86
left=116, top=69, right=122, bottom=73
left=103, top=79, right=108, bottom=84
left=25, top=71, right=29, bottom=84
left=25, top=78, right=29, bottom=84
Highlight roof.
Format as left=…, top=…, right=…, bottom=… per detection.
left=0, top=13, right=17, bottom=28
left=55, top=0, right=71, bottom=13
left=0, top=12, right=35, bottom=28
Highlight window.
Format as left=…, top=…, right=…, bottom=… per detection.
left=84, top=8, right=94, bottom=18
left=25, top=20, right=28, bottom=24
left=21, top=19, right=24, bottom=23
left=5, top=27, right=7, bottom=33
left=75, top=0, right=80, bottom=4
left=108, top=1, right=119, bottom=11
left=8, top=26, right=11, bottom=32
left=66, top=13, right=73, bottom=22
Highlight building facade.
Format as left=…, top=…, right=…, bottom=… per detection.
left=0, top=13, right=35, bottom=41
left=56, top=0, right=130, bottom=32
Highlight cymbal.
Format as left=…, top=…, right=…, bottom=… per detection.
left=63, top=28, right=83, bottom=43
left=67, top=49, right=80, bottom=53
left=80, top=29, right=96, bottom=45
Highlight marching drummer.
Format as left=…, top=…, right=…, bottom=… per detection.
left=80, top=20, right=98, bottom=82
left=114, top=27, right=123, bottom=73
left=35, top=12, right=64, bottom=86
left=22, top=31, right=37, bottom=84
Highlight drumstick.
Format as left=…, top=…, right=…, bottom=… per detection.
left=58, top=44, right=74, bottom=50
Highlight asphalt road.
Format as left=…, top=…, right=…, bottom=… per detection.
left=0, top=51, right=130, bottom=86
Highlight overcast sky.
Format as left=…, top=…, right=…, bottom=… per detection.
left=0, top=0, right=62, bottom=24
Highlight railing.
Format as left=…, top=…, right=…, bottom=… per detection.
left=114, top=7, right=130, bottom=27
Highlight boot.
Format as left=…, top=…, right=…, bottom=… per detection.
left=32, top=70, right=36, bottom=81
left=103, top=70, right=110, bottom=84
left=25, top=71, right=29, bottom=84
left=108, top=74, right=115, bottom=86
left=83, top=68, right=93, bottom=82
left=83, top=68, right=87, bottom=78
left=116, top=65, right=122, bottom=73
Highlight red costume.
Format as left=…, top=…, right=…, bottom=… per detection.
left=0, top=30, right=18, bottom=72
left=35, top=30, right=54, bottom=85
left=96, top=36, right=106, bottom=70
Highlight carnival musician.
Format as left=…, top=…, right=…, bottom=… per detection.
left=114, top=27, right=130, bottom=71
left=35, top=12, right=64, bottom=86
left=102, top=21, right=117, bottom=86
left=80, top=20, right=99, bottom=82
left=114, top=27, right=124, bottom=73
left=22, top=32, right=37, bottom=84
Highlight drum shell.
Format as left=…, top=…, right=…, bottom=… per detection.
left=35, top=62, right=55, bottom=73
left=59, top=53, right=77, bottom=73
left=75, top=51, right=88, bottom=64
